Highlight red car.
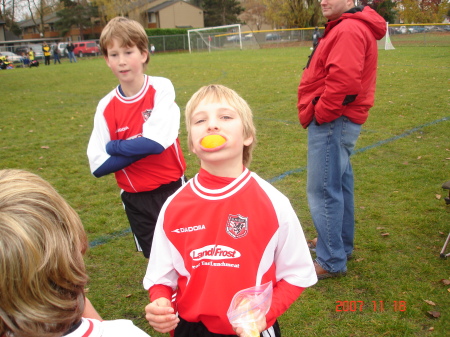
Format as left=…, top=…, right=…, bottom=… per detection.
left=72, top=41, right=100, bottom=57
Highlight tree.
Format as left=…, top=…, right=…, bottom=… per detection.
left=360, top=0, right=397, bottom=23
left=55, top=0, right=98, bottom=38
left=305, top=0, right=322, bottom=27
left=22, top=0, right=59, bottom=36
left=262, top=0, right=322, bottom=28
left=240, top=0, right=268, bottom=30
left=201, top=0, right=244, bottom=27
left=396, top=0, right=450, bottom=23
left=1, top=0, right=23, bottom=35
left=94, top=0, right=130, bottom=20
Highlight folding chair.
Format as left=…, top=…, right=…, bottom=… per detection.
left=440, top=181, right=450, bottom=258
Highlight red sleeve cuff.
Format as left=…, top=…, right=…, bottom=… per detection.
left=149, top=284, right=173, bottom=302
left=266, top=280, right=305, bottom=326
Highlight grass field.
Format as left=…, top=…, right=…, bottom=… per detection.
left=1, top=44, right=449, bottom=337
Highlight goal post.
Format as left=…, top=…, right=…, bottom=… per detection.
left=188, top=24, right=243, bottom=53
left=378, top=22, right=395, bottom=50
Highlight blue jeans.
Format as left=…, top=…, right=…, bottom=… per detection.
left=68, top=51, right=77, bottom=63
left=307, top=116, right=361, bottom=273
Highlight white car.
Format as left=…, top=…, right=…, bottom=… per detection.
left=0, top=51, right=23, bottom=63
left=58, top=42, right=68, bottom=57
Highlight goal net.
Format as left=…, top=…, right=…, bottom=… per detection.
left=378, top=22, right=395, bottom=50
left=188, top=24, right=259, bottom=53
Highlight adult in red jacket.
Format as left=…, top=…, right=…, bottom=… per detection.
left=297, top=0, right=386, bottom=279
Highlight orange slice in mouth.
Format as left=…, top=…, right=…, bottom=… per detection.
left=201, top=135, right=226, bottom=148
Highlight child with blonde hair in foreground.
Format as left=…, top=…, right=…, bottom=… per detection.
left=0, top=169, right=151, bottom=337
left=143, top=85, right=317, bottom=337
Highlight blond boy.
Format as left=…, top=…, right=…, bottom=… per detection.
left=143, top=85, right=317, bottom=337
left=0, top=169, right=151, bottom=337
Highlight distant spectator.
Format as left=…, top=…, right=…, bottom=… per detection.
left=22, top=52, right=30, bottom=67
left=42, top=42, right=51, bottom=65
left=312, top=27, right=321, bottom=49
left=28, top=48, right=35, bottom=62
left=150, top=44, right=155, bottom=55
left=53, top=43, right=61, bottom=64
left=67, top=42, right=77, bottom=63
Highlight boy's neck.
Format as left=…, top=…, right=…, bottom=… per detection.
left=119, top=74, right=145, bottom=97
left=200, top=161, right=245, bottom=178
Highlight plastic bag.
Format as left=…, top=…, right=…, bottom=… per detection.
left=227, top=282, right=273, bottom=337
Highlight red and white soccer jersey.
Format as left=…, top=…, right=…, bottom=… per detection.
left=66, top=318, right=150, bottom=337
left=143, top=168, right=317, bottom=334
left=87, top=75, right=186, bottom=192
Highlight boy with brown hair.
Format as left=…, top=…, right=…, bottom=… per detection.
left=143, top=85, right=317, bottom=337
left=87, top=17, right=186, bottom=258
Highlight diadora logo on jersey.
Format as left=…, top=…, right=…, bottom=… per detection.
left=115, top=126, right=129, bottom=133
left=190, top=245, right=241, bottom=261
left=142, top=109, right=153, bottom=121
left=226, top=214, right=248, bottom=239
left=172, top=224, right=206, bottom=233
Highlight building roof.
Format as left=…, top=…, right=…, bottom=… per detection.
left=148, top=0, right=178, bottom=13
left=148, top=0, right=202, bottom=13
left=18, top=12, right=59, bottom=28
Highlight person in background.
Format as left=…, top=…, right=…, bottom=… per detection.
left=0, top=169, right=152, bottom=337
left=28, top=48, right=35, bottom=62
left=67, top=42, right=77, bottom=63
left=297, top=0, right=386, bottom=280
left=42, top=42, right=51, bottom=65
left=53, top=43, right=61, bottom=64
left=22, top=51, right=30, bottom=67
left=312, top=27, right=321, bottom=49
left=87, top=17, right=186, bottom=259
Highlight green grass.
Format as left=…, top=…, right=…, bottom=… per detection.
left=1, top=45, right=449, bottom=337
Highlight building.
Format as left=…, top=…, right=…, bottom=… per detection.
left=16, top=0, right=203, bottom=43
left=0, top=19, right=6, bottom=42
left=19, top=12, right=103, bottom=42
left=127, top=0, right=204, bottom=29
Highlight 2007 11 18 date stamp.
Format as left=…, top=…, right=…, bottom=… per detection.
left=335, top=300, right=406, bottom=312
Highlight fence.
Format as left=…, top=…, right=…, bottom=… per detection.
left=147, top=24, right=450, bottom=53
left=1, top=24, right=449, bottom=55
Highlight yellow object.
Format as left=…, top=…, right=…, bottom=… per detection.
left=238, top=298, right=259, bottom=337
left=242, top=324, right=259, bottom=337
left=201, top=135, right=226, bottom=148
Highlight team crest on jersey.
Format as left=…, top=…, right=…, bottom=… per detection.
left=226, top=214, right=248, bottom=239
left=142, top=109, right=153, bottom=121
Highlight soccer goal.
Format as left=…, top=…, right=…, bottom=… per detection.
left=378, top=22, right=395, bottom=50
left=188, top=24, right=260, bottom=53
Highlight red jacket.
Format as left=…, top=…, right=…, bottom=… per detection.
left=297, top=6, right=386, bottom=128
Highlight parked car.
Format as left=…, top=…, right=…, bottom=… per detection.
left=72, top=41, right=100, bottom=57
left=14, top=44, right=44, bottom=59
left=226, top=35, right=240, bottom=42
left=0, top=51, right=23, bottom=63
left=396, top=26, right=408, bottom=34
left=265, top=33, right=281, bottom=41
left=57, top=42, right=68, bottom=57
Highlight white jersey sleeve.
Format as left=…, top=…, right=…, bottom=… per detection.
left=87, top=90, right=114, bottom=174
left=142, top=77, right=180, bottom=149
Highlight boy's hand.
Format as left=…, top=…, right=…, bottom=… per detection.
left=145, top=297, right=179, bottom=333
left=232, top=310, right=267, bottom=337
